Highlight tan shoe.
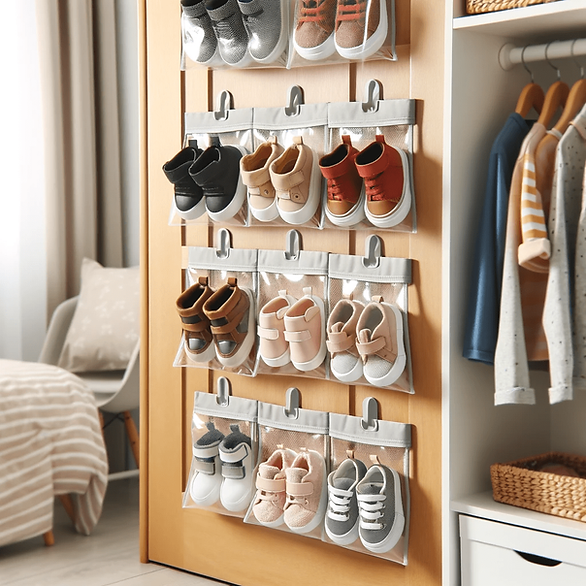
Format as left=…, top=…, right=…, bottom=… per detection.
left=335, top=0, right=388, bottom=60
left=258, top=290, right=297, bottom=367
left=293, top=0, right=337, bottom=61
left=176, top=276, right=215, bottom=362
left=284, top=287, right=326, bottom=371
left=240, top=136, right=284, bottom=222
left=356, top=296, right=406, bottom=387
left=203, top=277, right=255, bottom=368
left=326, top=298, right=364, bottom=382
left=284, top=449, right=327, bottom=534
left=270, top=136, right=322, bottom=226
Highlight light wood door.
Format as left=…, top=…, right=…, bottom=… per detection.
left=140, top=0, right=444, bottom=584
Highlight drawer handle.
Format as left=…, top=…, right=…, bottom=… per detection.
left=514, top=551, right=562, bottom=567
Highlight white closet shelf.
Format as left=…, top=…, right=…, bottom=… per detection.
left=453, top=0, right=586, bottom=38
left=452, top=491, right=586, bottom=542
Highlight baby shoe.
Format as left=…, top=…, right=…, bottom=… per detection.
left=284, top=449, right=328, bottom=534
left=270, top=136, right=322, bottom=226
left=203, top=277, right=255, bottom=368
left=176, top=276, right=215, bottom=363
left=162, top=143, right=205, bottom=221
left=252, top=447, right=297, bottom=527
left=189, top=422, right=225, bottom=507
left=355, top=135, right=412, bottom=228
left=325, top=457, right=367, bottom=545
left=181, top=0, right=222, bottom=67
left=326, top=298, right=364, bottom=382
left=356, top=464, right=405, bottom=554
left=355, top=296, right=406, bottom=387
left=219, top=424, right=255, bottom=512
left=293, top=0, right=337, bottom=61
left=204, top=0, right=252, bottom=67
left=238, top=0, right=289, bottom=64
left=240, top=136, right=284, bottom=222
left=319, top=135, right=365, bottom=227
left=284, top=287, right=327, bottom=372
left=258, top=290, right=297, bottom=367
left=189, top=136, right=247, bottom=223
left=335, top=0, right=387, bottom=60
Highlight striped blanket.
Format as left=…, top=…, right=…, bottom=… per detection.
left=0, top=359, right=108, bottom=546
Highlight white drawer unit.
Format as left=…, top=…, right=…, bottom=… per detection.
left=460, top=515, right=586, bottom=586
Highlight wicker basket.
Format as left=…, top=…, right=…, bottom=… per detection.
left=466, top=0, right=559, bottom=14
left=491, top=452, right=586, bottom=522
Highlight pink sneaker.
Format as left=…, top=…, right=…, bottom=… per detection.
left=356, top=296, right=406, bottom=387
left=326, top=298, right=364, bottom=382
left=257, top=290, right=297, bottom=367
left=252, top=447, right=297, bottom=527
left=284, top=449, right=328, bottom=534
left=284, top=287, right=327, bottom=371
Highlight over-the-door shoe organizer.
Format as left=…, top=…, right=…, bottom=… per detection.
left=163, top=84, right=416, bottom=232
left=175, top=229, right=414, bottom=393
left=181, top=0, right=397, bottom=70
left=183, top=383, right=412, bottom=565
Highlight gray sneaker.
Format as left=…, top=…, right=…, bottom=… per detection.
left=205, top=0, right=252, bottom=67
left=356, top=464, right=405, bottom=553
left=238, top=0, right=289, bottom=64
left=181, top=0, right=221, bottom=66
left=325, top=458, right=367, bottom=545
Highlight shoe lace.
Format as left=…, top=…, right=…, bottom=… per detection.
left=285, top=494, right=309, bottom=508
left=365, top=174, right=398, bottom=203
left=337, top=0, right=366, bottom=22
left=357, top=493, right=386, bottom=530
left=257, top=490, right=280, bottom=504
left=327, top=485, right=353, bottom=521
left=327, top=178, right=345, bottom=201
left=299, top=0, right=331, bottom=23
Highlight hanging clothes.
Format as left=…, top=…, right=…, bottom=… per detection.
left=544, top=104, right=586, bottom=403
left=573, top=160, right=586, bottom=391
left=463, top=113, right=532, bottom=365
left=494, top=123, right=547, bottom=405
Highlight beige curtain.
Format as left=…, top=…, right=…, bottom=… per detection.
left=36, top=0, right=123, bottom=318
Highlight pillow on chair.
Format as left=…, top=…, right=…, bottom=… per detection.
left=58, top=258, right=140, bottom=373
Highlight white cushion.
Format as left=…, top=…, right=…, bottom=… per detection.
left=58, top=258, right=139, bottom=373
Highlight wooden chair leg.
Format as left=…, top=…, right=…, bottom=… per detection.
left=43, top=530, right=55, bottom=546
left=123, top=410, right=140, bottom=468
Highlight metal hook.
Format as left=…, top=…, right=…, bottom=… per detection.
left=545, top=41, right=561, bottom=81
left=520, top=46, right=534, bottom=83
left=571, top=39, right=585, bottom=79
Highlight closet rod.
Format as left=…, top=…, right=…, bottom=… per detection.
left=499, top=38, right=586, bottom=71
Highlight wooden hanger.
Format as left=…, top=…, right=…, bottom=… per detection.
left=536, top=42, right=570, bottom=128
left=515, top=83, right=544, bottom=118
left=551, top=77, right=586, bottom=134
left=537, top=80, right=569, bottom=127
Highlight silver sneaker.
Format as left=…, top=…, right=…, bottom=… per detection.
left=238, top=0, right=289, bottom=64
left=205, top=0, right=252, bottom=67
left=181, top=0, right=221, bottom=66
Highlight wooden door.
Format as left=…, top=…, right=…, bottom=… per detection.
left=140, top=0, right=444, bottom=584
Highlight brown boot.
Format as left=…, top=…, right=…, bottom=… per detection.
left=203, top=277, right=255, bottom=368
left=176, top=276, right=215, bottom=362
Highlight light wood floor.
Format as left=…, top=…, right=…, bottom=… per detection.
left=0, top=477, right=229, bottom=586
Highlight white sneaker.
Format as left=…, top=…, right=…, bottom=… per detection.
left=189, top=422, right=224, bottom=507
left=219, top=424, right=255, bottom=512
